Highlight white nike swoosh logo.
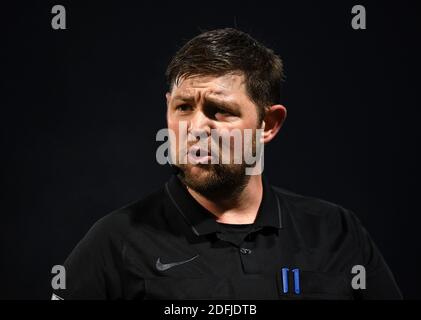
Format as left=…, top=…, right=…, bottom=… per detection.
left=155, top=255, right=199, bottom=271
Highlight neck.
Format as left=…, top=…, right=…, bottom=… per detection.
left=186, top=175, right=263, bottom=224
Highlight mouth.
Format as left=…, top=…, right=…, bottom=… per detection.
left=187, top=145, right=214, bottom=164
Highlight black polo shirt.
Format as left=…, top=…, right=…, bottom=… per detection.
left=53, top=174, right=402, bottom=300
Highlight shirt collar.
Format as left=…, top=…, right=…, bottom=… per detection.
left=165, top=174, right=283, bottom=236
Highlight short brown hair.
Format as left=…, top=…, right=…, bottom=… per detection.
left=165, top=28, right=285, bottom=123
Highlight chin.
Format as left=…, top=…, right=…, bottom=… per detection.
left=184, top=165, right=213, bottom=181
left=178, top=164, right=214, bottom=188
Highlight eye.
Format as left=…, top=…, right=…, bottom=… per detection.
left=214, top=107, right=237, bottom=120
left=175, top=104, right=193, bottom=112
left=215, top=108, right=230, bottom=115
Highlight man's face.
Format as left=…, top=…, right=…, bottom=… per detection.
left=166, top=73, right=262, bottom=197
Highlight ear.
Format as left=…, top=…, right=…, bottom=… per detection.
left=165, top=92, right=173, bottom=126
left=261, top=104, right=287, bottom=143
left=165, top=92, right=171, bottom=107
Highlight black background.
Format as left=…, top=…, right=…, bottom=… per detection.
left=1, top=0, right=420, bottom=299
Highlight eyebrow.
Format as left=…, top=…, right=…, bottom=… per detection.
left=172, top=95, right=241, bottom=110
left=172, top=89, right=227, bottom=100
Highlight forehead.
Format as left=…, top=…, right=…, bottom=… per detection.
left=169, top=73, right=247, bottom=99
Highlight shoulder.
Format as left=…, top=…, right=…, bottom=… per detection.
left=271, top=185, right=364, bottom=245
left=272, top=185, right=351, bottom=216
left=76, top=187, right=167, bottom=248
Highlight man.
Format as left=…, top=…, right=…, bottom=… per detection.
left=52, top=28, right=402, bottom=300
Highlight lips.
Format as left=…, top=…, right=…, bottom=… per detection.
left=187, top=145, right=213, bottom=164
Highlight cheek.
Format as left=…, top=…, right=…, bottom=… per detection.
left=167, top=119, right=176, bottom=132
left=235, top=107, right=260, bottom=130
left=246, top=110, right=260, bottom=128
left=167, top=120, right=189, bottom=159
left=167, top=116, right=180, bottom=135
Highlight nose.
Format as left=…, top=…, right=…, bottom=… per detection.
left=188, top=110, right=212, bottom=140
